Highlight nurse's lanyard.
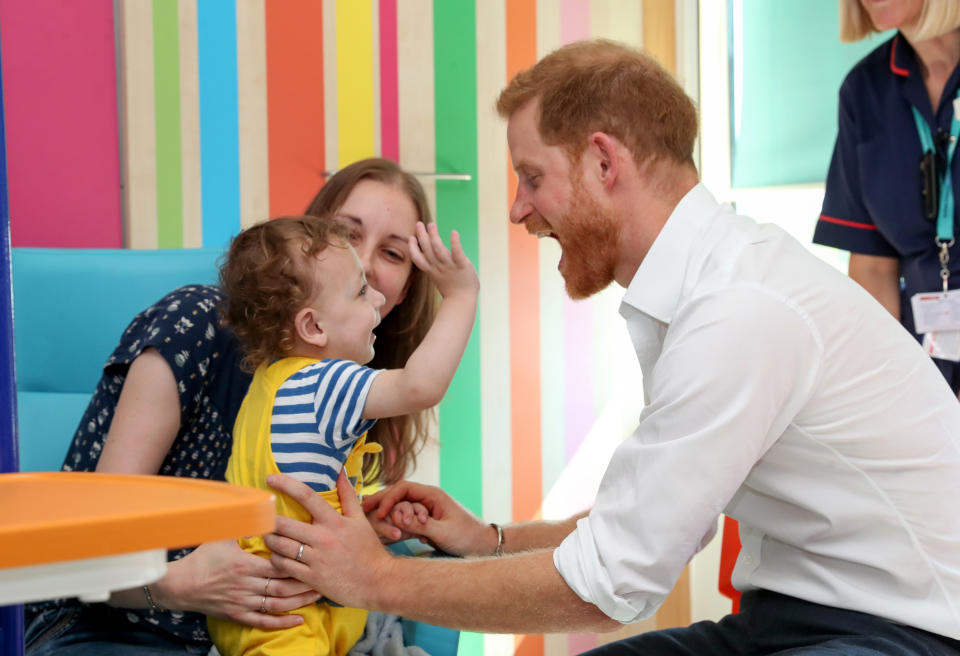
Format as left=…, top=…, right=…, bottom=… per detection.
left=911, top=89, right=960, bottom=293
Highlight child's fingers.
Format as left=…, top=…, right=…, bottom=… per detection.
left=426, top=223, right=454, bottom=266
left=415, top=221, right=439, bottom=265
left=412, top=502, right=429, bottom=524
left=408, top=235, right=431, bottom=272
left=448, top=230, right=470, bottom=268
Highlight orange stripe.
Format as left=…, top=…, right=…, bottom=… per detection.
left=266, top=0, right=325, bottom=217
left=507, top=1, right=543, bottom=654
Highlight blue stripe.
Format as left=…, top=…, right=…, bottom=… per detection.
left=196, top=0, right=240, bottom=248
left=315, top=360, right=354, bottom=438
left=323, top=365, right=365, bottom=445
left=271, top=441, right=342, bottom=457
left=270, top=423, right=322, bottom=435
left=277, top=460, right=342, bottom=476
left=272, top=403, right=315, bottom=415
left=341, top=368, right=374, bottom=435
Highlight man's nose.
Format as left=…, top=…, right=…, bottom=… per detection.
left=509, top=189, right=532, bottom=225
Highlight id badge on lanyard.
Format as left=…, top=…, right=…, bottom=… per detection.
left=909, top=93, right=960, bottom=360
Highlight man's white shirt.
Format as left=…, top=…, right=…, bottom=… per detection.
left=553, top=184, right=960, bottom=639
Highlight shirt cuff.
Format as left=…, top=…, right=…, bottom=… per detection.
left=552, top=516, right=665, bottom=624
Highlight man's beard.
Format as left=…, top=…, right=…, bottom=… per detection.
left=558, top=179, right=620, bottom=300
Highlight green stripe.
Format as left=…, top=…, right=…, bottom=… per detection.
left=434, top=2, right=482, bottom=654
left=153, top=0, right=183, bottom=248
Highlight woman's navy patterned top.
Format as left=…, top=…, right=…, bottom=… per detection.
left=28, top=285, right=252, bottom=648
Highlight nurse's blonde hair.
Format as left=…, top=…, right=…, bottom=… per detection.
left=839, top=0, right=960, bottom=43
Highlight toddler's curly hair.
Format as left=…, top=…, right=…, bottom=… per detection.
left=219, top=215, right=351, bottom=371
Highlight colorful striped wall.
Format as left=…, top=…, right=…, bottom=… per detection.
left=0, top=1, right=698, bottom=654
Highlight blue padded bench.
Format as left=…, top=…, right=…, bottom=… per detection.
left=11, top=247, right=459, bottom=656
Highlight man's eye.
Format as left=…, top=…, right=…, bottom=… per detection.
left=359, top=284, right=368, bottom=297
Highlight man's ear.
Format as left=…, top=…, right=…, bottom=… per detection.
left=588, top=132, right=620, bottom=190
left=294, top=307, right=327, bottom=348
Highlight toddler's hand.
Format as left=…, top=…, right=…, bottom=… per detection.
left=409, top=221, right=479, bottom=300
left=367, top=500, right=429, bottom=543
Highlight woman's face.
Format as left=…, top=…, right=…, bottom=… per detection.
left=334, top=179, right=420, bottom=320
left=859, top=0, right=923, bottom=32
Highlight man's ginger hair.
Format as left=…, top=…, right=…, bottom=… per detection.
left=497, top=39, right=698, bottom=170
left=219, top=215, right=351, bottom=372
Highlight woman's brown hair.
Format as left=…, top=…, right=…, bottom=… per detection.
left=304, top=158, right=439, bottom=484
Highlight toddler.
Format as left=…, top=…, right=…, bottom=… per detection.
left=207, top=215, right=477, bottom=655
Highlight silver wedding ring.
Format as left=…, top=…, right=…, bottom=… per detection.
left=263, top=577, right=272, bottom=596
left=259, top=595, right=267, bottom=613
left=295, top=542, right=305, bottom=562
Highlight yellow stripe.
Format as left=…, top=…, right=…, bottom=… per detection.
left=335, top=0, right=375, bottom=166
left=236, top=0, right=269, bottom=229
left=178, top=0, right=203, bottom=247
left=118, top=0, right=158, bottom=249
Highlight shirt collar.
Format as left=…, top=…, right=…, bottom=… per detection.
left=621, top=183, right=721, bottom=324
left=890, top=32, right=912, bottom=77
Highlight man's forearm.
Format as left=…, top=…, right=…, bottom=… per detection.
left=498, top=511, right=588, bottom=555
left=372, top=548, right=618, bottom=634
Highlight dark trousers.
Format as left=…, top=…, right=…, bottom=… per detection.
left=582, top=590, right=960, bottom=656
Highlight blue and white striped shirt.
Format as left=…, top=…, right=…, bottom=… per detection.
left=271, top=359, right=381, bottom=492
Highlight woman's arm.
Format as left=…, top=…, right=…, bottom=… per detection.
left=848, top=253, right=901, bottom=321
left=96, top=348, right=180, bottom=474
left=95, top=348, right=315, bottom=628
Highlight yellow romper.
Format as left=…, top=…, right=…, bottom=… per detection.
left=208, top=357, right=382, bottom=656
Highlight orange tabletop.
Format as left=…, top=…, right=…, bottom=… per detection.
left=0, top=472, right=275, bottom=569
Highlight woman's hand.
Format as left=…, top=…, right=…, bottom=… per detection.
left=264, top=472, right=394, bottom=610
left=159, top=539, right=321, bottom=629
left=363, top=480, right=497, bottom=557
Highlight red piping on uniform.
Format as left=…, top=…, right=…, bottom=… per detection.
left=819, top=214, right=879, bottom=230
left=890, top=35, right=910, bottom=77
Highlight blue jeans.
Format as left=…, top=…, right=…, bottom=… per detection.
left=25, top=605, right=210, bottom=656
left=582, top=590, right=960, bottom=656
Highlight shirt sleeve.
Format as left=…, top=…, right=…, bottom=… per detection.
left=813, top=78, right=898, bottom=257
left=105, top=285, right=227, bottom=418
left=313, top=360, right=382, bottom=449
left=553, top=285, right=823, bottom=623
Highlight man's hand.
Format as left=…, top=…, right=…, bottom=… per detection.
left=362, top=480, right=498, bottom=556
left=264, top=471, right=394, bottom=609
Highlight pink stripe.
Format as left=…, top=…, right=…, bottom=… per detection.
left=560, top=0, right=592, bottom=479
left=378, top=0, right=399, bottom=162
left=561, top=0, right=590, bottom=44
left=0, top=0, right=122, bottom=247
left=563, top=296, right=594, bottom=463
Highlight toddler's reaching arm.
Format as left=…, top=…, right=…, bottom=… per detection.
left=363, top=221, right=478, bottom=418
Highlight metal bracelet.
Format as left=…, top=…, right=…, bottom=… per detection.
left=142, top=584, right=165, bottom=612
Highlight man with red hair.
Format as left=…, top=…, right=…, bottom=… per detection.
left=264, top=39, right=960, bottom=655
